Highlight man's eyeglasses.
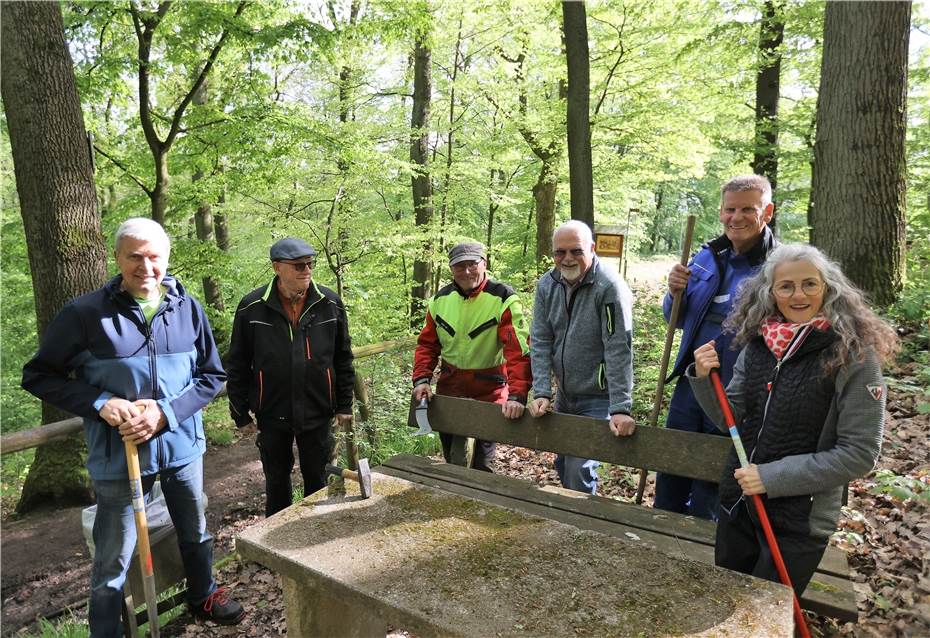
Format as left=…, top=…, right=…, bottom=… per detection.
left=283, top=260, right=314, bottom=271
left=553, top=248, right=586, bottom=259
left=771, top=280, right=823, bottom=299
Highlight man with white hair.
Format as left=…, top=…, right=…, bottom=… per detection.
left=23, top=217, right=245, bottom=636
left=653, top=174, right=777, bottom=520
left=528, top=220, right=635, bottom=494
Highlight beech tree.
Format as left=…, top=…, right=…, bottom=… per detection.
left=810, top=0, right=911, bottom=305
left=1, top=0, right=108, bottom=512
left=562, top=0, right=594, bottom=230
left=752, top=0, right=784, bottom=228
left=410, top=28, right=434, bottom=322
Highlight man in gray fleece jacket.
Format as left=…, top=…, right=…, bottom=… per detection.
left=528, top=220, right=635, bottom=494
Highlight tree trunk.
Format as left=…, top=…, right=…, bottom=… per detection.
left=1, top=0, right=108, bottom=512
left=533, top=159, right=558, bottom=267
left=151, top=148, right=169, bottom=225
left=131, top=1, right=246, bottom=226
left=487, top=169, right=500, bottom=260
left=810, top=0, right=910, bottom=306
left=752, top=0, right=784, bottom=231
left=562, top=0, right=594, bottom=230
left=215, top=164, right=231, bottom=251
left=651, top=189, right=664, bottom=252
left=410, top=34, right=433, bottom=324
left=193, top=178, right=224, bottom=313
left=192, top=81, right=224, bottom=316
left=435, top=14, right=464, bottom=292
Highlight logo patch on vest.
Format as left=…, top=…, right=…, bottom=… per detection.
left=866, top=384, right=884, bottom=401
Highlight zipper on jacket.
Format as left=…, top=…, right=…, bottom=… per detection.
left=326, top=369, right=333, bottom=406
left=305, top=336, right=312, bottom=360
left=558, top=281, right=585, bottom=394
left=258, top=369, right=264, bottom=409
left=750, top=358, right=782, bottom=465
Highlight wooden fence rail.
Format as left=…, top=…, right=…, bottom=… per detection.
left=0, top=336, right=416, bottom=456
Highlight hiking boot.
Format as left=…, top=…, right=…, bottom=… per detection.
left=189, top=587, right=246, bottom=625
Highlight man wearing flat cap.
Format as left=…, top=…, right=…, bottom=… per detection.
left=226, top=237, right=355, bottom=516
left=412, top=241, right=531, bottom=472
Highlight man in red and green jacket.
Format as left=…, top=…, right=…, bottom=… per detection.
left=412, top=242, right=531, bottom=472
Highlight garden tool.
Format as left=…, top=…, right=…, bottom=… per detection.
left=326, top=458, right=373, bottom=499
left=710, top=369, right=812, bottom=638
left=636, top=214, right=696, bottom=504
left=125, top=440, right=160, bottom=638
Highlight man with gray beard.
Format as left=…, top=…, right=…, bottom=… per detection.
left=528, top=220, right=635, bottom=494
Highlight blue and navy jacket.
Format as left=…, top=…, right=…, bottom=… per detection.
left=22, top=274, right=226, bottom=481
left=664, top=227, right=776, bottom=382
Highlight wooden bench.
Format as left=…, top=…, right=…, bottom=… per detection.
left=405, top=395, right=858, bottom=622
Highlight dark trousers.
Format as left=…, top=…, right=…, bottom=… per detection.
left=439, top=432, right=495, bottom=473
left=654, top=377, right=723, bottom=520
left=715, top=500, right=828, bottom=595
left=256, top=425, right=334, bottom=517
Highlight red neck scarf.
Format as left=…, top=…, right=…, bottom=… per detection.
left=761, top=315, right=831, bottom=360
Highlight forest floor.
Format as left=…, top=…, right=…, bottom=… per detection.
left=1, top=262, right=927, bottom=637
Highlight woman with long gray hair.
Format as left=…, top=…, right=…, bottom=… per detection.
left=687, top=243, right=898, bottom=594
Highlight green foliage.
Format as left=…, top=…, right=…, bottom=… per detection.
left=628, top=263, right=679, bottom=427
left=203, top=398, right=235, bottom=447
left=870, top=469, right=930, bottom=508
left=2, top=0, right=928, bottom=515
left=25, top=616, right=88, bottom=638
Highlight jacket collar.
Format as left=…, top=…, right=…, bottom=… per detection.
left=706, top=224, right=776, bottom=268
left=264, top=276, right=324, bottom=312
left=105, top=273, right=183, bottom=305
left=453, top=273, right=490, bottom=299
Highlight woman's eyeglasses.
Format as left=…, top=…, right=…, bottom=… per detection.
left=771, top=280, right=823, bottom=299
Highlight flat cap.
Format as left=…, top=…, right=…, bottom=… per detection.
left=270, top=237, right=317, bottom=261
left=448, top=242, right=486, bottom=266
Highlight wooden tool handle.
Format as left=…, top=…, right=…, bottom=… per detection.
left=326, top=464, right=358, bottom=483
left=124, top=440, right=160, bottom=637
left=635, top=214, right=697, bottom=505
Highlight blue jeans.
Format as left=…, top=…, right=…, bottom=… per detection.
left=89, top=457, right=215, bottom=638
left=653, top=377, right=721, bottom=520
left=554, top=394, right=610, bottom=495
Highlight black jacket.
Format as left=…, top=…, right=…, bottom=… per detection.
left=226, top=278, right=355, bottom=430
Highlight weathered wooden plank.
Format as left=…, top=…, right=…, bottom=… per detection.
left=0, top=416, right=83, bottom=455
left=378, top=454, right=858, bottom=622
left=407, top=396, right=733, bottom=483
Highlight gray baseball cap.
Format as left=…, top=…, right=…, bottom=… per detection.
left=270, top=237, right=318, bottom=261
left=448, top=242, right=486, bottom=266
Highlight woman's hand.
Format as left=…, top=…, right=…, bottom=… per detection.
left=734, top=464, right=766, bottom=495
left=693, top=341, right=719, bottom=378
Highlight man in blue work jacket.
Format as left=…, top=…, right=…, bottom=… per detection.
left=22, top=217, right=244, bottom=637
left=653, top=175, right=778, bottom=520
